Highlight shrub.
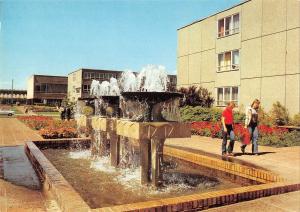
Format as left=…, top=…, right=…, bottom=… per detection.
left=178, top=86, right=214, bottom=107
left=180, top=106, right=244, bottom=123
left=29, top=106, right=58, bottom=112
left=292, top=113, right=300, bottom=126
left=270, top=101, right=289, bottom=126
left=258, top=107, right=273, bottom=127
left=82, top=106, right=94, bottom=116
left=259, top=131, right=300, bottom=147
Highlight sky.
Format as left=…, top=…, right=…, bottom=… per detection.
left=0, top=0, right=241, bottom=90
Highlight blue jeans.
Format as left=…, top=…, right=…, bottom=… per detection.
left=222, top=125, right=235, bottom=154
left=242, top=126, right=258, bottom=154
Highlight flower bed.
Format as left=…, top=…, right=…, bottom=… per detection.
left=191, top=121, right=300, bottom=147
left=18, top=116, right=78, bottom=139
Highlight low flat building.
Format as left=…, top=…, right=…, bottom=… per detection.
left=27, top=75, right=68, bottom=105
left=0, top=89, right=27, bottom=104
left=68, top=68, right=178, bottom=101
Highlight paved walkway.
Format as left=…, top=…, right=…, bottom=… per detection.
left=0, top=117, right=59, bottom=212
left=166, top=135, right=300, bottom=183
left=206, top=190, right=300, bottom=212
left=0, top=117, right=42, bottom=146
left=166, top=135, right=300, bottom=211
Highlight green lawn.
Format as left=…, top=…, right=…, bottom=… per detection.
left=11, top=106, right=23, bottom=115
left=36, top=111, right=60, bottom=117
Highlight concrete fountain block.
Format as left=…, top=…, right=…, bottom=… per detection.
left=116, top=119, right=191, bottom=140
left=91, top=117, right=117, bottom=132
left=76, top=115, right=87, bottom=128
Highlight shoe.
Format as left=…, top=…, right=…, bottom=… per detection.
left=228, top=153, right=235, bottom=157
left=254, top=153, right=259, bottom=156
left=241, top=146, right=245, bottom=154
left=222, top=153, right=228, bottom=157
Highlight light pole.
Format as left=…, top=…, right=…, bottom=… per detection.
left=11, top=79, right=13, bottom=105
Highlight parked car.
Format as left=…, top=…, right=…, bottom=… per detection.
left=0, top=110, right=15, bottom=116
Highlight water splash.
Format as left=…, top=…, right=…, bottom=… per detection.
left=119, top=70, right=137, bottom=92
left=119, top=65, right=169, bottom=92
left=90, top=156, right=116, bottom=173
left=90, top=78, right=120, bottom=97
left=136, top=65, right=168, bottom=92
left=69, top=150, right=91, bottom=159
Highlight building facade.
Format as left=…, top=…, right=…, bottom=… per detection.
left=68, top=68, right=177, bottom=101
left=177, top=0, right=300, bottom=114
left=27, top=75, right=68, bottom=105
left=68, top=68, right=123, bottom=101
left=0, top=89, right=27, bottom=104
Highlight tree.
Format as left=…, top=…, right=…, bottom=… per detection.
left=178, top=85, right=214, bottom=107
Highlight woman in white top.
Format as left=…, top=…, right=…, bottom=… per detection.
left=241, top=99, right=260, bottom=155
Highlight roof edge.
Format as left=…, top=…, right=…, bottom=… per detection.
left=177, top=0, right=251, bottom=30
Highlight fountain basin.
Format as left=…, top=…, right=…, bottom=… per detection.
left=25, top=138, right=299, bottom=212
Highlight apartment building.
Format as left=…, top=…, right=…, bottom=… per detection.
left=177, top=0, right=300, bottom=114
left=27, top=75, right=68, bottom=105
left=68, top=68, right=177, bottom=101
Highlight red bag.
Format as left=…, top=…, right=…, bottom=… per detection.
left=243, top=130, right=251, bottom=145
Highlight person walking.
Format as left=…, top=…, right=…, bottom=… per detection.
left=66, top=107, right=71, bottom=121
left=221, top=102, right=235, bottom=156
left=60, top=106, right=66, bottom=120
left=241, top=99, right=261, bottom=155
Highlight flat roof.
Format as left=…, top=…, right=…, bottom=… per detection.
left=68, top=68, right=123, bottom=75
left=31, top=74, right=67, bottom=78
left=0, top=89, right=27, bottom=93
left=177, top=0, right=251, bottom=30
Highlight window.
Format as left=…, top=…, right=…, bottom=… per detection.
left=218, top=13, right=239, bottom=38
left=83, top=85, right=90, bottom=92
left=83, top=72, right=95, bottom=79
left=218, top=50, right=239, bottom=72
left=217, top=87, right=239, bottom=106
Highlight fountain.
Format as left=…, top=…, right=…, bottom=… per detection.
left=89, top=78, right=120, bottom=163
left=77, top=65, right=191, bottom=187
left=116, top=65, right=191, bottom=186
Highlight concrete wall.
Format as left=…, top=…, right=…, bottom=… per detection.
left=68, top=69, right=82, bottom=102
left=27, top=75, right=34, bottom=99
left=177, top=0, right=300, bottom=115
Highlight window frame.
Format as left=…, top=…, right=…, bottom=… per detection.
left=217, top=13, right=240, bottom=38
left=216, top=86, right=239, bottom=106
left=217, top=49, right=240, bottom=72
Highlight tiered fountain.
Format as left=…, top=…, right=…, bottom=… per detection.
left=89, top=78, right=120, bottom=163
left=87, top=65, right=191, bottom=187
